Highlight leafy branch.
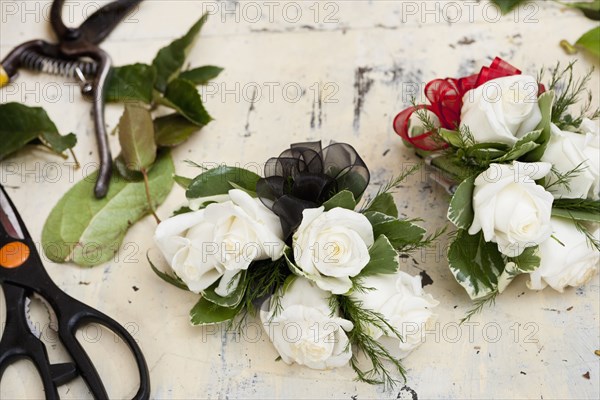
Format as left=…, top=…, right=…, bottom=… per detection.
left=331, top=295, right=406, bottom=388
left=573, top=218, right=600, bottom=252
left=400, top=225, right=447, bottom=254
left=544, top=161, right=587, bottom=193
left=460, top=290, right=499, bottom=324
left=234, top=258, right=291, bottom=328
left=359, top=165, right=421, bottom=212
left=542, top=62, right=599, bottom=130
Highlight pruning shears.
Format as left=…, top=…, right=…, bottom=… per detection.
left=0, top=0, right=145, bottom=198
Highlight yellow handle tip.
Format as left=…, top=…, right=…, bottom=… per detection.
left=0, top=65, right=9, bottom=88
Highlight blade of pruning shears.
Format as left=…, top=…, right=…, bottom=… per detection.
left=50, top=0, right=144, bottom=44
left=0, top=189, right=25, bottom=240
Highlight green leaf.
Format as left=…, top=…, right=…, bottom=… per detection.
left=201, top=271, right=247, bottom=308
left=551, top=208, right=600, bottom=223
left=0, top=103, right=74, bottom=159
left=148, top=253, right=189, bottom=290
left=323, top=190, right=357, bottom=211
left=40, top=131, right=77, bottom=154
left=497, top=246, right=540, bottom=293
left=190, top=297, right=241, bottom=326
left=364, top=192, right=398, bottom=218
left=515, top=129, right=542, bottom=147
left=283, top=246, right=308, bottom=278
left=114, top=153, right=144, bottom=182
left=509, top=246, right=540, bottom=273
left=448, top=229, right=506, bottom=300
left=522, top=91, right=555, bottom=162
left=427, top=153, right=475, bottom=182
left=576, top=26, right=600, bottom=59
left=492, top=129, right=542, bottom=163
left=153, top=13, right=209, bottom=92
left=105, top=63, right=156, bottom=104
left=228, top=181, right=258, bottom=197
left=161, top=78, right=212, bottom=126
left=364, top=211, right=426, bottom=251
left=491, top=0, right=528, bottom=14
left=186, top=166, right=261, bottom=199
left=360, top=235, right=399, bottom=276
left=154, top=113, right=200, bottom=147
left=42, top=152, right=174, bottom=267
left=447, top=176, right=475, bottom=230
left=118, top=104, right=157, bottom=171
left=173, top=175, right=193, bottom=189
left=438, top=128, right=463, bottom=148
left=179, top=65, right=224, bottom=85
left=562, top=0, right=600, bottom=20
left=467, top=146, right=508, bottom=161
left=173, top=206, right=193, bottom=216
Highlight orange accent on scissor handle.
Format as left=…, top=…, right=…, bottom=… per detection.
left=0, top=241, right=30, bottom=269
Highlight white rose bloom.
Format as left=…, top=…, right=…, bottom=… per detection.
left=351, top=271, right=438, bottom=358
left=293, top=207, right=374, bottom=295
left=460, top=75, right=542, bottom=145
left=528, top=218, right=599, bottom=292
left=542, top=120, right=600, bottom=200
left=154, top=189, right=285, bottom=295
left=260, top=277, right=353, bottom=370
left=468, top=161, right=554, bottom=257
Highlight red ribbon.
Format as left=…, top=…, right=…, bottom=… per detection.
left=393, top=57, right=523, bottom=151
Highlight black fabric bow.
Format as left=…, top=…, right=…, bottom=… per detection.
left=257, top=141, right=370, bottom=241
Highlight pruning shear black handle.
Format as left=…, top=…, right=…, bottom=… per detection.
left=0, top=0, right=144, bottom=198
left=0, top=184, right=151, bottom=399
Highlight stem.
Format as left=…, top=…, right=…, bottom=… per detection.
left=69, top=148, right=80, bottom=169
left=142, top=167, right=160, bottom=224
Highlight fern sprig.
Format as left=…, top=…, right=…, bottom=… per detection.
left=544, top=162, right=587, bottom=193
left=572, top=216, right=600, bottom=252
left=359, top=165, right=421, bottom=212
left=232, top=258, right=290, bottom=330
left=398, top=225, right=448, bottom=253
left=331, top=295, right=407, bottom=388
left=460, top=290, right=499, bottom=325
left=543, top=61, right=599, bottom=130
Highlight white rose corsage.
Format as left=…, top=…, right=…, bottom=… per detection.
left=150, top=141, right=439, bottom=386
left=394, top=58, right=599, bottom=319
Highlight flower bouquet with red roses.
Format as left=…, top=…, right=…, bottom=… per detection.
left=394, top=58, right=599, bottom=319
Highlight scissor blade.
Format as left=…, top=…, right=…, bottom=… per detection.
left=79, top=0, right=145, bottom=45
left=0, top=188, right=25, bottom=240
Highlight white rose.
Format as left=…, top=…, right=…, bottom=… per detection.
left=293, top=207, right=374, bottom=294
left=154, top=189, right=285, bottom=295
left=528, top=218, right=599, bottom=292
left=260, top=277, right=353, bottom=370
left=542, top=120, right=600, bottom=200
left=468, top=161, right=554, bottom=257
left=460, top=75, right=542, bottom=145
left=351, top=271, right=438, bottom=358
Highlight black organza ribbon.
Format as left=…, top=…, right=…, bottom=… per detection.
left=257, top=141, right=370, bottom=241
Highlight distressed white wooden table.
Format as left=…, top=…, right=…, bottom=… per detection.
left=1, top=1, right=599, bottom=399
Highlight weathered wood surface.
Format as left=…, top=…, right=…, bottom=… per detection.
left=1, top=1, right=598, bottom=398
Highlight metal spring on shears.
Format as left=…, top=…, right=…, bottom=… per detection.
left=19, top=49, right=98, bottom=78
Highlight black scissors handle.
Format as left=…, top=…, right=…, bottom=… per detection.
left=0, top=284, right=75, bottom=400
left=0, top=279, right=151, bottom=399
left=0, top=185, right=151, bottom=399
left=55, top=285, right=151, bottom=399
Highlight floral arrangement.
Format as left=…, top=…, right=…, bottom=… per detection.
left=150, top=141, right=440, bottom=386
left=394, top=57, right=600, bottom=318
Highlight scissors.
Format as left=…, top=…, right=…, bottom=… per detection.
left=0, top=0, right=144, bottom=198
left=0, top=184, right=151, bottom=399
